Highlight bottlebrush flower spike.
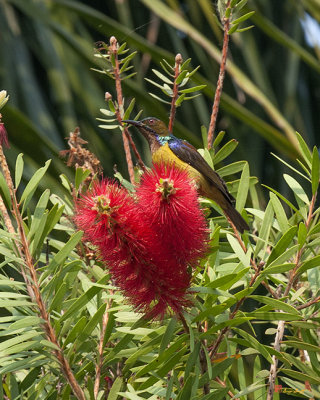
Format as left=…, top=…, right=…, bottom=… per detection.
left=74, top=179, right=192, bottom=319
left=136, top=163, right=209, bottom=266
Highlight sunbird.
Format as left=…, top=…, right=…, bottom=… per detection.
left=123, top=117, right=249, bottom=233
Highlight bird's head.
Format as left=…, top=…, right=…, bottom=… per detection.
left=122, top=117, right=170, bottom=144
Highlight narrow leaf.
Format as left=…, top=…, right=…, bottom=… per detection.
left=270, top=192, right=289, bottom=233
left=212, top=139, right=238, bottom=165
left=296, top=132, right=312, bottom=168
left=283, top=174, right=309, bottom=204
left=236, top=162, right=249, bottom=211
left=20, top=160, right=51, bottom=208
left=15, top=153, right=24, bottom=188
left=311, top=146, right=319, bottom=195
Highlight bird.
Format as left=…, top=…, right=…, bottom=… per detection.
left=123, top=117, right=249, bottom=233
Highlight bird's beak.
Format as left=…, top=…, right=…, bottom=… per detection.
left=122, top=120, right=156, bottom=135
left=122, top=119, right=142, bottom=128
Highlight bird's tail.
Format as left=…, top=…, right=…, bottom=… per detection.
left=223, top=204, right=249, bottom=233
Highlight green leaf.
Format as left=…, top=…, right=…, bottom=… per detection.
left=311, top=146, right=319, bottom=195
left=228, top=24, right=239, bottom=35
left=138, top=347, right=187, bottom=390
left=28, top=189, right=50, bottom=241
left=233, top=382, right=266, bottom=399
left=148, top=92, right=171, bottom=104
left=59, top=274, right=109, bottom=323
left=123, top=98, right=136, bottom=120
left=227, top=233, right=251, bottom=266
left=152, top=69, right=173, bottom=84
left=262, top=185, right=300, bottom=214
left=63, top=316, right=87, bottom=347
left=283, top=340, right=320, bottom=352
left=107, top=377, right=123, bottom=400
left=281, top=369, right=320, bottom=385
left=283, top=174, right=309, bottom=204
left=75, top=168, right=91, bottom=190
left=15, top=153, right=24, bottom=189
left=249, top=295, right=300, bottom=314
left=236, top=25, right=254, bottom=33
left=175, top=69, right=188, bottom=85
left=295, top=132, right=312, bottom=168
left=246, top=311, right=302, bottom=321
left=296, top=254, right=320, bottom=276
left=184, top=342, right=200, bottom=381
left=216, top=161, right=246, bottom=178
left=175, top=93, right=186, bottom=106
left=267, top=243, right=299, bottom=268
left=48, top=283, right=68, bottom=312
left=297, top=222, right=307, bottom=249
left=0, top=171, right=11, bottom=208
left=254, top=201, right=274, bottom=258
left=179, top=84, right=206, bottom=93
left=236, top=162, right=249, bottom=211
left=233, top=328, right=271, bottom=363
left=20, top=160, right=51, bottom=208
left=212, top=139, right=238, bottom=165
left=0, top=355, right=47, bottom=374
left=270, top=192, right=289, bottom=233
left=135, top=334, right=188, bottom=378
left=176, top=374, right=196, bottom=400
left=271, top=153, right=310, bottom=182
left=99, top=124, right=120, bottom=130
left=231, top=11, right=255, bottom=25
left=266, top=226, right=297, bottom=266
left=46, top=231, right=83, bottom=275
left=212, top=131, right=225, bottom=149
left=159, top=318, right=177, bottom=353
left=9, top=316, right=42, bottom=330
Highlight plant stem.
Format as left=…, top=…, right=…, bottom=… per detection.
left=168, top=53, right=182, bottom=132
left=209, top=262, right=263, bottom=359
left=266, top=193, right=317, bottom=400
left=207, top=0, right=231, bottom=149
left=0, top=146, right=85, bottom=400
left=94, top=297, right=113, bottom=398
left=110, top=36, right=135, bottom=184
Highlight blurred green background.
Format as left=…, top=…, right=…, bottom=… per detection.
left=1, top=0, right=319, bottom=197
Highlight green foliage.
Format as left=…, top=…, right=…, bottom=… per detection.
left=1, top=1, right=320, bottom=398
left=0, top=127, right=319, bottom=398
left=1, top=0, right=319, bottom=188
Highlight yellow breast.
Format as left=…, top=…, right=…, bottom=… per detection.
left=152, top=143, right=202, bottom=186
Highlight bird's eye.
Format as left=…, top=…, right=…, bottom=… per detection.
left=148, top=119, right=154, bottom=125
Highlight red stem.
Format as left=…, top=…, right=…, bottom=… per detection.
left=110, top=37, right=135, bottom=184
left=207, top=0, right=231, bottom=149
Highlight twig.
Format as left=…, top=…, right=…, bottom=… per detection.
left=215, top=376, right=235, bottom=398
left=94, top=297, right=113, bottom=398
left=105, top=91, right=145, bottom=172
left=266, top=193, right=317, bottom=400
left=168, top=53, right=183, bottom=132
left=109, top=36, right=135, bottom=184
left=177, top=310, right=189, bottom=333
left=296, top=295, right=320, bottom=310
left=123, top=127, right=146, bottom=171
left=0, top=146, right=85, bottom=400
left=207, top=0, right=231, bottom=149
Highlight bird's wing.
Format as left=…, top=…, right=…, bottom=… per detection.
left=169, top=138, right=235, bottom=204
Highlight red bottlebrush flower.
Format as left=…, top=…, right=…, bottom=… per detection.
left=74, top=179, right=192, bottom=319
left=136, top=163, right=209, bottom=267
left=0, top=122, right=9, bottom=148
